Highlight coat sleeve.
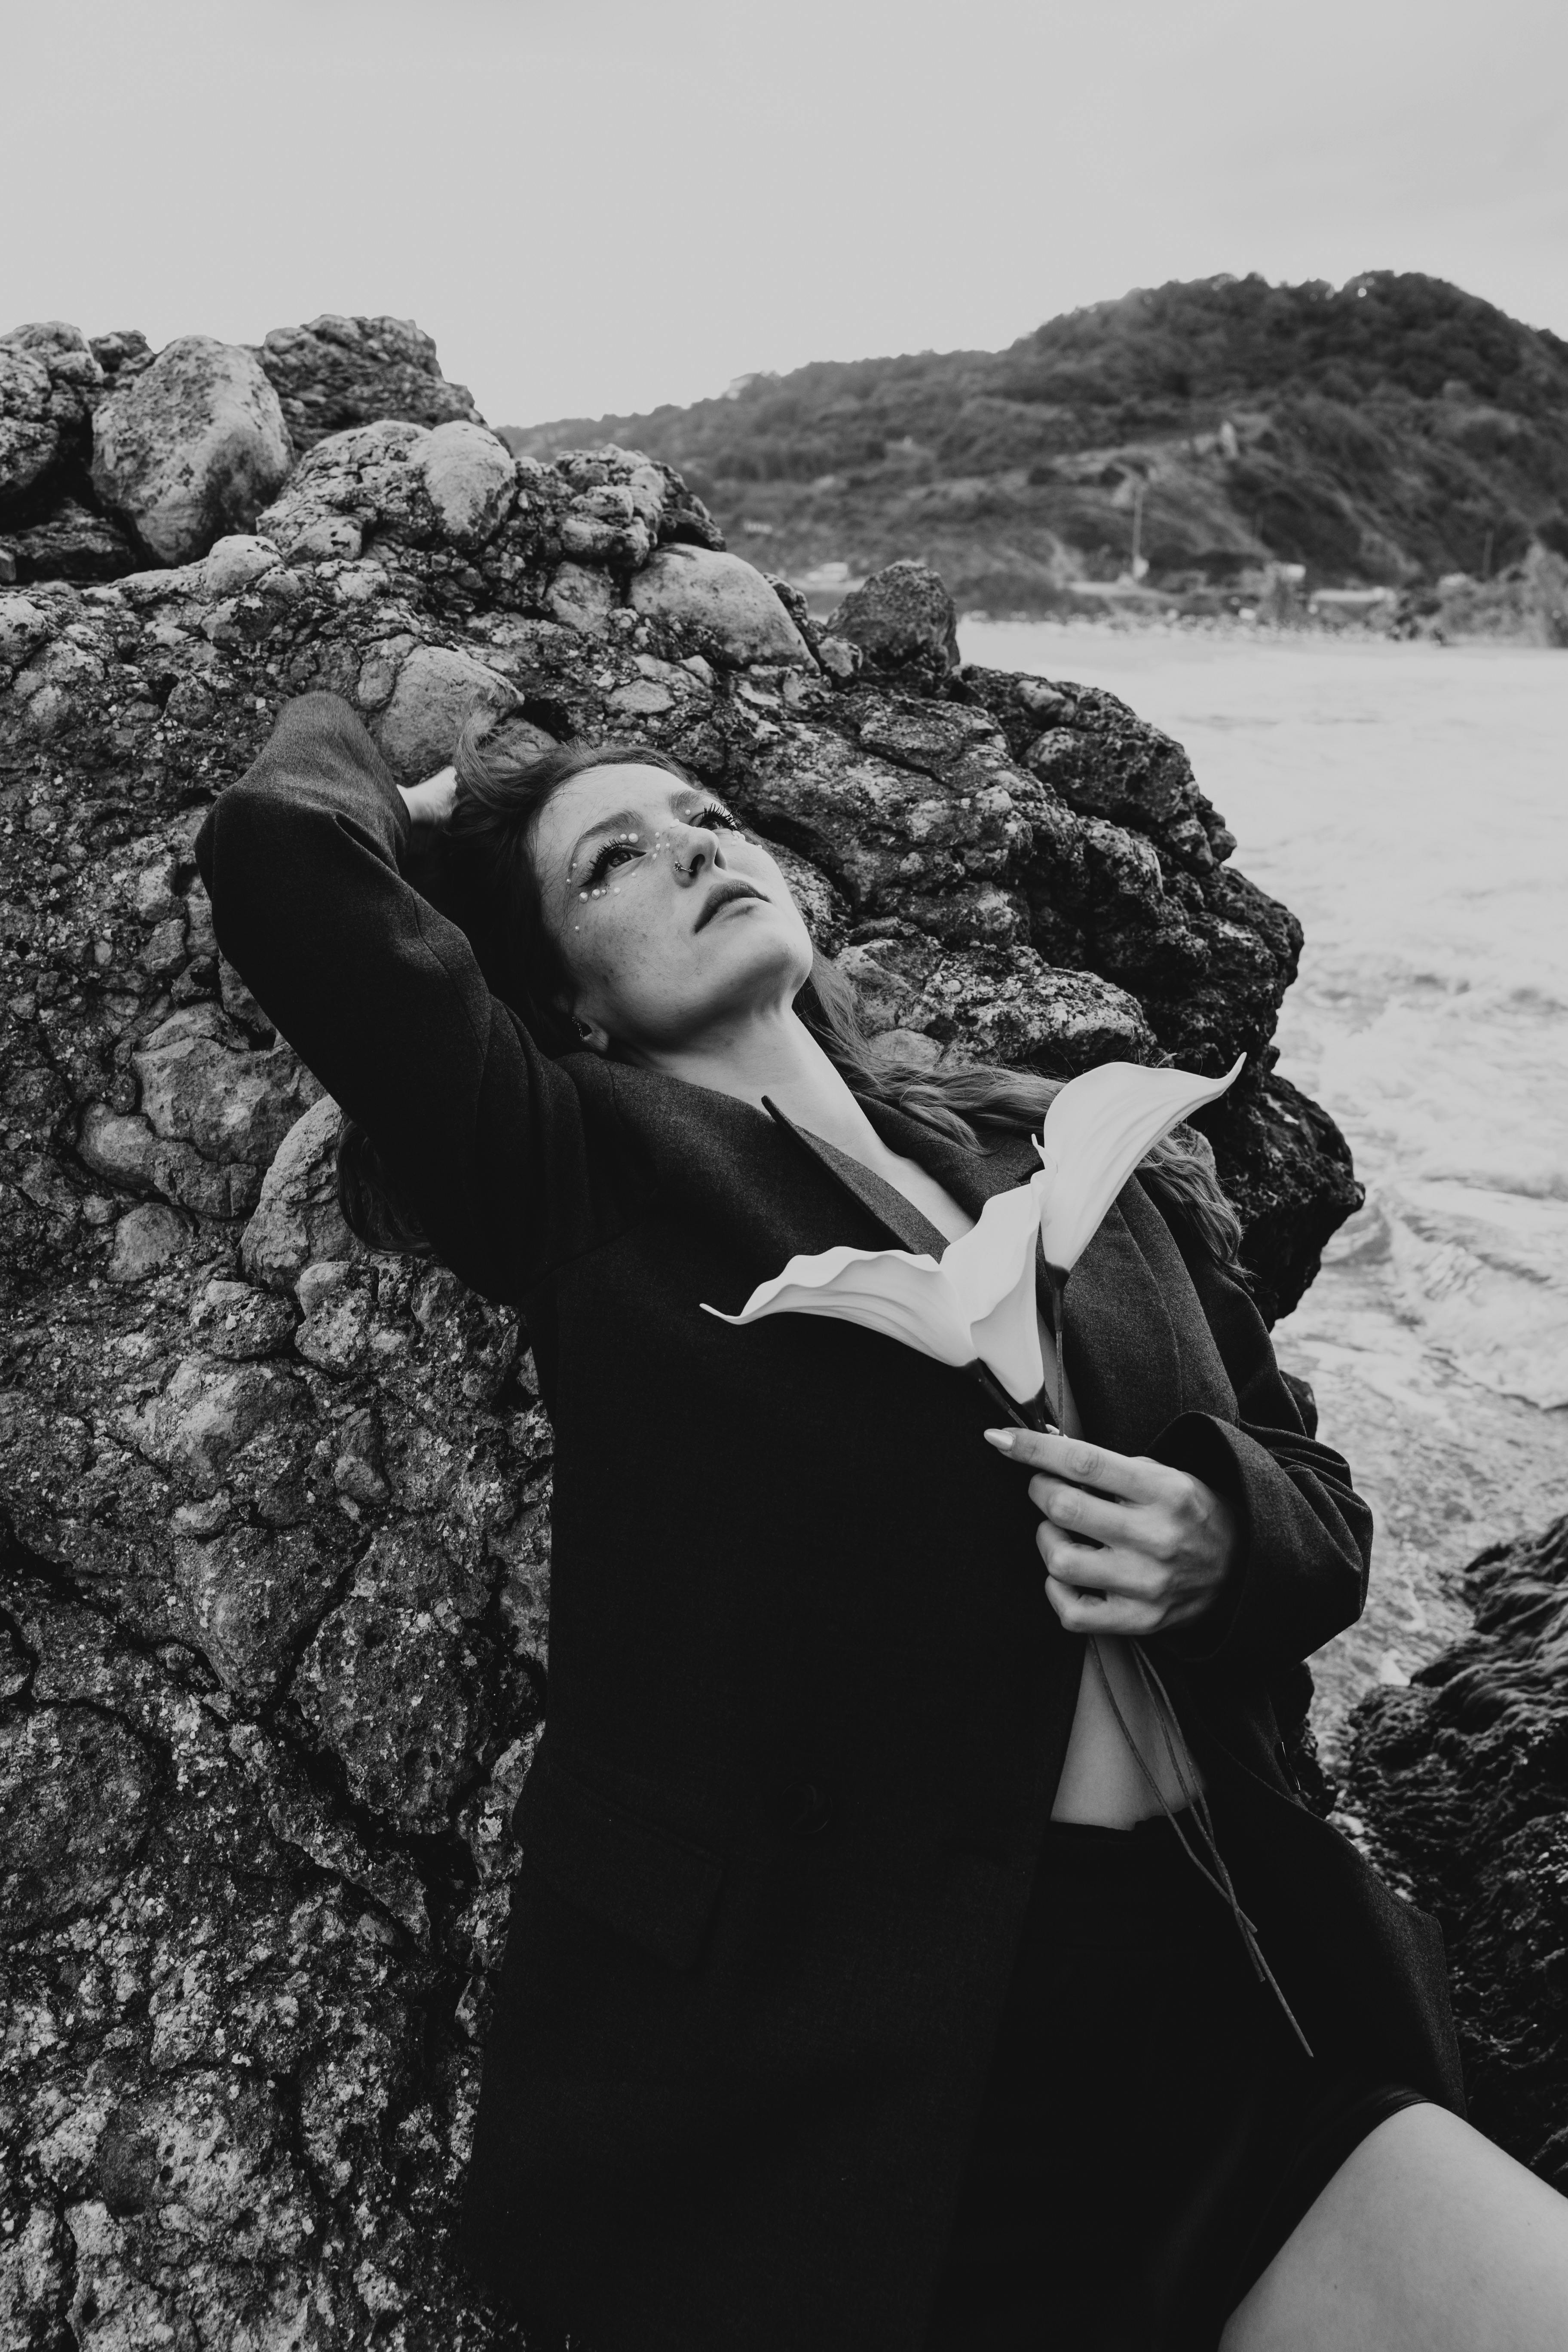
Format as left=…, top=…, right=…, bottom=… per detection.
left=194, top=692, right=641, bottom=1304
left=1141, top=1207, right=1373, bottom=1681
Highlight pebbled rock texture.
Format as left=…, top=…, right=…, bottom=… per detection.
left=0, top=318, right=1360, bottom=2346
left=1343, top=1514, right=1568, bottom=2187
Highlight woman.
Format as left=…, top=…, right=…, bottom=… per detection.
left=198, top=690, right=1568, bottom=2352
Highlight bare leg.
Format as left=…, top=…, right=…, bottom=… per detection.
left=1222, top=2103, right=1568, bottom=2352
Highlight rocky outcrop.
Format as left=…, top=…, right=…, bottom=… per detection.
left=0, top=314, right=1361, bottom=2346
left=0, top=314, right=481, bottom=590
left=1344, top=1515, right=1568, bottom=2187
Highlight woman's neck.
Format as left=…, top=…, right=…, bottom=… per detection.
left=634, top=1006, right=888, bottom=1163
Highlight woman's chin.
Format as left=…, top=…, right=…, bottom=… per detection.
left=707, top=903, right=808, bottom=960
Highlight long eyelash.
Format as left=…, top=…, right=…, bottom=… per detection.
left=583, top=802, right=737, bottom=887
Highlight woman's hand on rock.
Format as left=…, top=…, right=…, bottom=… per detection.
left=983, top=1428, right=1239, bottom=1636
left=398, top=765, right=458, bottom=831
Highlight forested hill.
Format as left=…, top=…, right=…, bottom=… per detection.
left=502, top=273, right=1568, bottom=612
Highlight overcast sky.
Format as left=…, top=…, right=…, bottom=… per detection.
left=5, top=0, right=1565, bottom=428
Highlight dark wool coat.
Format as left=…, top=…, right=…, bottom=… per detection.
left=198, top=695, right=1464, bottom=2352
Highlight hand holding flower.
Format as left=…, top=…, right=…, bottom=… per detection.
left=983, top=1427, right=1240, bottom=1637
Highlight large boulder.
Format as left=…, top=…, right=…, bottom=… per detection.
left=0, top=329, right=1365, bottom=2346
left=822, top=556, right=961, bottom=684
left=252, top=312, right=484, bottom=450
left=91, top=336, right=294, bottom=563
left=629, top=543, right=814, bottom=667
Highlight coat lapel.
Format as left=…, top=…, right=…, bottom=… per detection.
left=760, top=1092, right=1041, bottom=1262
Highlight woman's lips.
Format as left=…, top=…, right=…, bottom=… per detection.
left=695, top=882, right=767, bottom=930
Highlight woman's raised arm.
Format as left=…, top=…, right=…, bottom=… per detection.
left=196, top=692, right=634, bottom=1304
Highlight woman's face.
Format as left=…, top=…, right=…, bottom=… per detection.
left=530, top=763, right=815, bottom=1056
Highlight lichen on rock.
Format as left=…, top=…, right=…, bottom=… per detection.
left=0, top=307, right=1363, bottom=2346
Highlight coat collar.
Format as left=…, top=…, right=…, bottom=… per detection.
left=759, top=1089, right=1035, bottom=1262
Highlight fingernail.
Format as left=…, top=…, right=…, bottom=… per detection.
left=983, top=1428, right=1015, bottom=1451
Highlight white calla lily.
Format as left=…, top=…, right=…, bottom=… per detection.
left=1034, top=1052, right=1246, bottom=1279
left=702, top=1162, right=1052, bottom=1406
left=701, top=1054, right=1245, bottom=1429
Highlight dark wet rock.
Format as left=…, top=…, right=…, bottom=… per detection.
left=0, top=309, right=1361, bottom=2345
left=1190, top=1071, right=1363, bottom=1326
left=822, top=556, right=961, bottom=686
left=0, top=496, right=139, bottom=585
left=91, top=337, right=294, bottom=564
left=252, top=313, right=484, bottom=451
left=1344, top=1514, right=1568, bottom=2186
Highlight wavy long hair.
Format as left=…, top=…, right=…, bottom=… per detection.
left=337, top=707, right=1244, bottom=1269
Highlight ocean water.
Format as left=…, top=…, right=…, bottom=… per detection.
left=962, top=623, right=1568, bottom=1755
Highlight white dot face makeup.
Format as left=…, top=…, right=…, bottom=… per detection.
left=571, top=821, right=701, bottom=906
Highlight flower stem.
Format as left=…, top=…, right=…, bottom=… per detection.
left=970, top=1362, right=1053, bottom=1434
left=1046, top=1267, right=1068, bottom=1440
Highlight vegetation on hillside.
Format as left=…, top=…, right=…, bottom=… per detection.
left=504, top=273, right=1568, bottom=612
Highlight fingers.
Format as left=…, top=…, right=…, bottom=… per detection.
left=1027, top=1473, right=1145, bottom=1551
left=1034, top=1519, right=1166, bottom=1604
left=1043, top=1573, right=1164, bottom=1638
left=983, top=1427, right=1167, bottom=1504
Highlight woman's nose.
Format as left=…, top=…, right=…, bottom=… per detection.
left=670, top=822, right=722, bottom=880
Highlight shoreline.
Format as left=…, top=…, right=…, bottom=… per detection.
left=953, top=609, right=1568, bottom=648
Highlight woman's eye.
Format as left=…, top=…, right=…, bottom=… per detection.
left=586, top=837, right=640, bottom=885
left=583, top=805, right=736, bottom=888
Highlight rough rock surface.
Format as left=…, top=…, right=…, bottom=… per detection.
left=823, top=554, right=962, bottom=686
left=1, top=322, right=1360, bottom=2346
left=1343, top=1514, right=1568, bottom=2185
left=90, top=337, right=294, bottom=567
left=252, top=315, right=485, bottom=453
left=0, top=325, right=104, bottom=512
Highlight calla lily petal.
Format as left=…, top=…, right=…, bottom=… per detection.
left=703, top=1243, right=979, bottom=1372
left=701, top=1178, right=1051, bottom=1404
left=939, top=1168, right=1052, bottom=1403
left=1032, top=1054, right=1245, bottom=1275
